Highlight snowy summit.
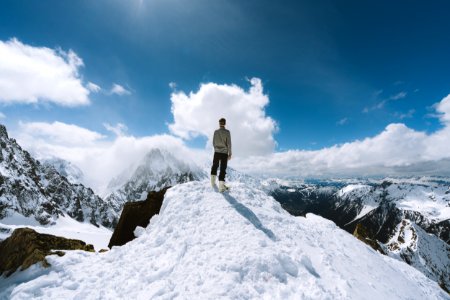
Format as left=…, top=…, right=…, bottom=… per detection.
left=5, top=181, right=447, bottom=299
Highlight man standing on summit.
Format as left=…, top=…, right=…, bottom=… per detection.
left=211, top=118, right=232, bottom=192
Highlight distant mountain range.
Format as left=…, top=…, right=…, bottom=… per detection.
left=267, top=177, right=450, bottom=291
left=0, top=124, right=204, bottom=229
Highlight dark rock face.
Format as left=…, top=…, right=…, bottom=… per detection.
left=353, top=223, right=385, bottom=254
left=0, top=124, right=118, bottom=227
left=108, top=187, right=169, bottom=248
left=0, top=228, right=94, bottom=276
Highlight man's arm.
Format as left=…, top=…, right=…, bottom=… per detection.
left=228, top=131, right=232, bottom=159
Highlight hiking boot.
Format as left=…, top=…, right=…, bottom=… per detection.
left=219, top=181, right=229, bottom=192
left=210, top=175, right=217, bottom=187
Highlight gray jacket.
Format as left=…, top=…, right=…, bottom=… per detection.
left=213, top=128, right=232, bottom=155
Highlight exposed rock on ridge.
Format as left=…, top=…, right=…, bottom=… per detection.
left=108, top=187, right=169, bottom=248
left=0, top=228, right=94, bottom=276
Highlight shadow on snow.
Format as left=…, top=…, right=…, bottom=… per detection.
left=222, top=192, right=277, bottom=241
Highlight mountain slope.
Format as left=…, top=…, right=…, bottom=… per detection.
left=385, top=219, right=450, bottom=290
left=41, top=158, right=84, bottom=185
left=268, top=178, right=450, bottom=291
left=104, top=148, right=205, bottom=207
left=4, top=181, right=447, bottom=299
left=0, top=125, right=117, bottom=228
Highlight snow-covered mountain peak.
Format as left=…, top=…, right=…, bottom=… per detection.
left=7, top=181, right=447, bottom=299
left=104, top=147, right=206, bottom=206
left=0, top=124, right=8, bottom=139
left=131, top=148, right=200, bottom=181
left=41, top=157, right=84, bottom=184
left=338, top=184, right=373, bottom=198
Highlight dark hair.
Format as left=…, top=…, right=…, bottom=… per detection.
left=219, top=118, right=226, bottom=125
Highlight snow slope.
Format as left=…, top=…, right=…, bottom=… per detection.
left=0, top=214, right=111, bottom=250
left=4, top=181, right=448, bottom=299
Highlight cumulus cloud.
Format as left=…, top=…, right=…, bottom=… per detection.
left=435, top=94, right=450, bottom=123
left=14, top=121, right=205, bottom=195
left=0, top=38, right=90, bottom=106
left=237, top=94, right=450, bottom=177
left=110, top=84, right=131, bottom=96
left=168, top=78, right=277, bottom=157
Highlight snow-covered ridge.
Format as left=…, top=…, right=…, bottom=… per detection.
left=4, top=181, right=447, bottom=299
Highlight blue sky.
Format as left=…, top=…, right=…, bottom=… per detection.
left=1, top=0, right=450, bottom=186
left=1, top=0, right=448, bottom=149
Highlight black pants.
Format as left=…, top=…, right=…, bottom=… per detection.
left=211, top=152, right=228, bottom=181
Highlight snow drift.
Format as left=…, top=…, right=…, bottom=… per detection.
left=3, top=181, right=448, bottom=299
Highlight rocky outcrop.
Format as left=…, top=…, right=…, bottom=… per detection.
left=353, top=223, right=385, bottom=254
left=0, top=228, right=94, bottom=276
left=108, top=187, right=169, bottom=248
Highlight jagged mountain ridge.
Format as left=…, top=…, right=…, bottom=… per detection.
left=267, top=177, right=450, bottom=291
left=385, top=219, right=449, bottom=291
left=104, top=148, right=206, bottom=207
left=0, top=125, right=117, bottom=227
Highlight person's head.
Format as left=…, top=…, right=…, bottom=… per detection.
left=219, top=118, right=226, bottom=127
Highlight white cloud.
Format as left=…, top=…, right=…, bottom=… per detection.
left=169, top=82, right=177, bottom=89
left=394, top=109, right=415, bottom=120
left=390, top=91, right=407, bottom=100
left=336, top=117, right=348, bottom=125
left=18, top=121, right=105, bottom=146
left=435, top=94, right=450, bottom=124
left=363, top=90, right=407, bottom=113
left=14, top=121, right=204, bottom=195
left=87, top=82, right=101, bottom=93
left=236, top=124, right=426, bottom=177
left=103, top=122, right=128, bottom=136
left=110, top=84, right=131, bottom=96
left=0, top=38, right=90, bottom=106
left=237, top=94, right=450, bottom=177
left=0, top=112, right=5, bottom=119
left=11, top=79, right=450, bottom=193
left=168, top=78, right=277, bottom=157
